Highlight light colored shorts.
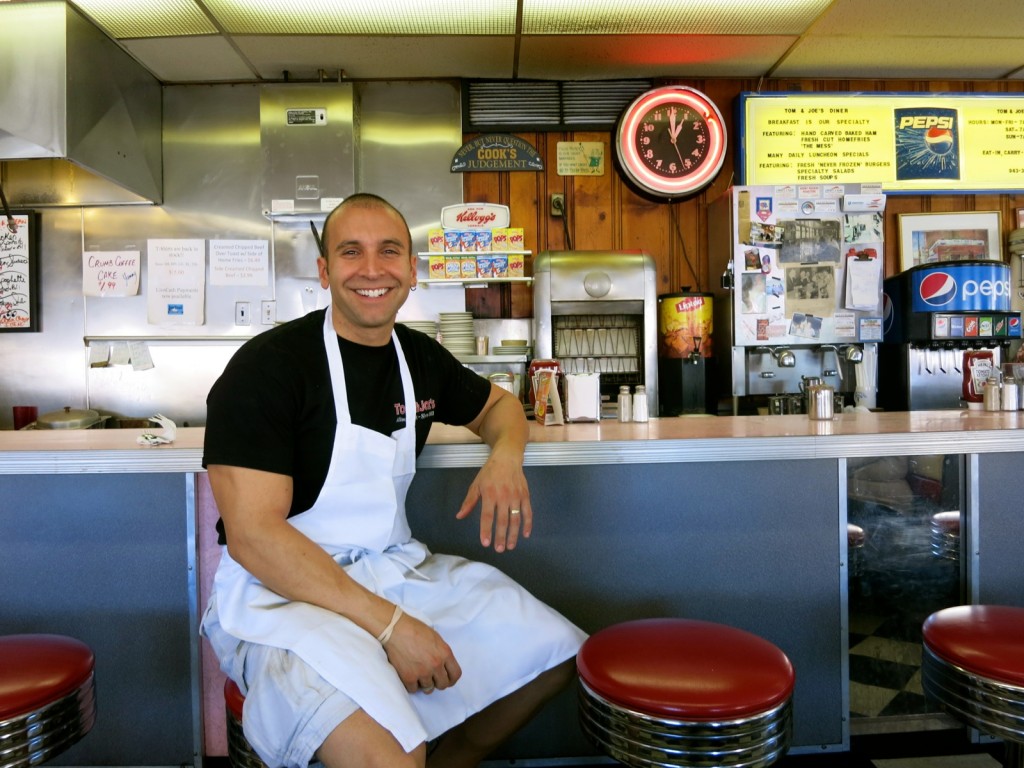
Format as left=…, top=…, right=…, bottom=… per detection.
left=237, top=642, right=361, bottom=768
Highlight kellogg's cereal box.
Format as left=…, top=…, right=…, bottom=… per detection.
left=490, top=255, right=509, bottom=278
left=507, top=252, right=525, bottom=278
left=459, top=230, right=476, bottom=253
left=428, top=255, right=446, bottom=280
left=427, top=229, right=445, bottom=252
left=460, top=254, right=477, bottom=279
left=444, top=230, right=462, bottom=253
left=476, top=254, right=493, bottom=277
left=445, top=255, right=462, bottom=279
left=505, top=227, right=525, bottom=251
left=474, top=230, right=492, bottom=252
left=491, top=228, right=509, bottom=252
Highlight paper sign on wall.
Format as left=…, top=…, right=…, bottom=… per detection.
left=146, top=239, right=206, bottom=326
left=209, top=240, right=269, bottom=286
left=82, top=250, right=141, bottom=297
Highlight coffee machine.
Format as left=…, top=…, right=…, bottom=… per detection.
left=708, top=184, right=886, bottom=414
left=879, top=261, right=1021, bottom=410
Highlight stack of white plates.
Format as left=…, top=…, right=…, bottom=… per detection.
left=495, top=340, right=530, bottom=357
left=403, top=320, right=438, bottom=339
left=439, top=312, right=476, bottom=356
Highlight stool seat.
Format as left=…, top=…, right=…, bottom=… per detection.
left=922, top=605, right=1024, bottom=768
left=0, top=636, right=94, bottom=720
left=224, top=679, right=268, bottom=768
left=578, top=619, right=794, bottom=721
left=923, top=605, right=1024, bottom=688
left=0, top=634, right=96, bottom=768
left=577, top=619, right=794, bottom=768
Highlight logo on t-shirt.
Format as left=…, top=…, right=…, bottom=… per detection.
left=394, top=398, right=437, bottom=422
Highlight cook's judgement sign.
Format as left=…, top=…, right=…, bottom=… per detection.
left=738, top=92, right=1024, bottom=192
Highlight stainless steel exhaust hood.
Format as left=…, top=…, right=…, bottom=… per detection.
left=0, top=2, right=162, bottom=206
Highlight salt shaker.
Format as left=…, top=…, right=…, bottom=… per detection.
left=1002, top=377, right=1018, bottom=411
left=617, top=385, right=632, bottom=423
left=632, top=384, right=649, bottom=423
left=983, top=375, right=1002, bottom=411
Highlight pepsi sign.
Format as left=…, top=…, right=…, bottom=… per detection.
left=909, top=262, right=1011, bottom=313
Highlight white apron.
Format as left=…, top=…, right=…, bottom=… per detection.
left=205, top=309, right=586, bottom=753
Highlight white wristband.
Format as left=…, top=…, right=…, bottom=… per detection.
left=376, top=605, right=403, bottom=645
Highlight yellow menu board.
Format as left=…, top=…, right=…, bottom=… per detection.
left=740, top=93, right=1024, bottom=192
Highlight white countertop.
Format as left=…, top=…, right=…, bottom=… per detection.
left=0, top=411, right=1021, bottom=473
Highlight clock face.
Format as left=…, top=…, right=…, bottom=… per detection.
left=616, top=86, right=727, bottom=199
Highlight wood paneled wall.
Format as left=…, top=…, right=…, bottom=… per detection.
left=463, top=78, right=1024, bottom=319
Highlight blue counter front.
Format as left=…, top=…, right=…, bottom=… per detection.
left=0, top=413, right=1021, bottom=765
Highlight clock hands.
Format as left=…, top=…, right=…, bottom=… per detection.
left=667, top=107, right=686, bottom=168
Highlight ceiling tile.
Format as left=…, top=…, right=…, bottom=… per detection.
left=232, top=35, right=518, bottom=80
left=809, top=0, right=1024, bottom=37
left=517, top=35, right=795, bottom=80
left=775, top=36, right=1024, bottom=79
left=521, top=0, right=831, bottom=35
left=202, top=0, right=517, bottom=35
left=121, top=36, right=258, bottom=82
left=71, top=0, right=216, bottom=37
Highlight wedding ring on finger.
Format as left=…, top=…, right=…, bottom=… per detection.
left=509, top=509, right=521, bottom=517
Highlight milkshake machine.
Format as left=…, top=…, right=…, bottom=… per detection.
left=708, top=184, right=886, bottom=414
left=879, top=261, right=1021, bottom=410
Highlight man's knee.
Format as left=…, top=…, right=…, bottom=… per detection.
left=316, top=709, right=426, bottom=768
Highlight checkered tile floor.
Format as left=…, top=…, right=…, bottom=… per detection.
left=850, top=610, right=932, bottom=719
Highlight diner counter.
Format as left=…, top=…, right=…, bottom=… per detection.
left=1, top=409, right=1023, bottom=473
left=3, top=410, right=1023, bottom=764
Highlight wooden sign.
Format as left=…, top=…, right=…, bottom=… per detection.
left=451, top=134, right=544, bottom=172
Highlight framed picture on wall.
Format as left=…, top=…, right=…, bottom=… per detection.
left=898, top=211, right=1002, bottom=272
left=0, top=211, right=40, bottom=332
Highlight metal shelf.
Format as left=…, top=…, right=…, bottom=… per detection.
left=420, top=277, right=532, bottom=287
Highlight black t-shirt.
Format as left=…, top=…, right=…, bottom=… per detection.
left=204, top=309, right=491, bottom=543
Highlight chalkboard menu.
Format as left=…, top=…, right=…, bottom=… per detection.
left=738, top=92, right=1024, bottom=193
left=0, top=212, right=38, bottom=332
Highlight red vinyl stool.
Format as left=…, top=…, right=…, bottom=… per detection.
left=0, top=634, right=96, bottom=768
left=224, top=679, right=268, bottom=768
left=930, top=511, right=961, bottom=562
left=922, top=605, right=1024, bottom=768
left=577, top=619, right=795, bottom=768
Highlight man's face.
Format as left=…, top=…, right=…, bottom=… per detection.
left=318, top=203, right=416, bottom=345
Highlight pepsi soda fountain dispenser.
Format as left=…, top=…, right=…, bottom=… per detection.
left=879, top=260, right=1021, bottom=410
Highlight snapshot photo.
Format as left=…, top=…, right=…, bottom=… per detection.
left=740, top=273, right=767, bottom=314
left=844, top=212, right=884, bottom=243
left=778, top=218, right=842, bottom=264
left=790, top=312, right=822, bottom=339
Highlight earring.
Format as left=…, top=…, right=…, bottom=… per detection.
left=411, top=284, right=417, bottom=291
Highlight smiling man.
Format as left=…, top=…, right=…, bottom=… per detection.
left=201, top=194, right=585, bottom=768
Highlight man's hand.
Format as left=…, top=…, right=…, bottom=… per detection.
left=456, top=450, right=532, bottom=552
left=382, top=612, right=462, bottom=693
left=460, top=384, right=532, bottom=552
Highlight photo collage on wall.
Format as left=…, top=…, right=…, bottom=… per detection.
left=734, top=186, right=885, bottom=346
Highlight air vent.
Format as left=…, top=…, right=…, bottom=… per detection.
left=464, top=80, right=652, bottom=131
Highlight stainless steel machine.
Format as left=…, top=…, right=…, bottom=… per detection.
left=533, top=251, right=658, bottom=417
left=708, top=184, right=886, bottom=414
